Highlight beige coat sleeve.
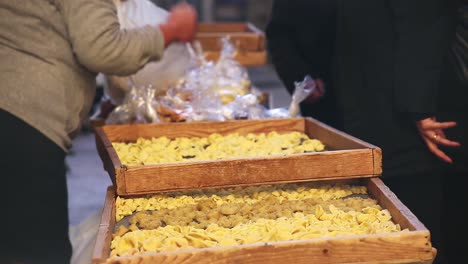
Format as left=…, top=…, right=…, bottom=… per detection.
left=58, top=0, right=165, bottom=76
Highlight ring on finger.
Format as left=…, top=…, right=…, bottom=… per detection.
left=433, top=134, right=439, bottom=140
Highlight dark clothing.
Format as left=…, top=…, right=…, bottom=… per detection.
left=266, top=0, right=342, bottom=129
left=439, top=6, right=468, bottom=263
left=334, top=1, right=462, bottom=263
left=0, top=109, right=72, bottom=264
left=438, top=7, right=468, bottom=173
left=333, top=0, right=455, bottom=178
left=442, top=171, right=468, bottom=264
left=384, top=172, right=444, bottom=263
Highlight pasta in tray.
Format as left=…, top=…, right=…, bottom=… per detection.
left=111, top=183, right=406, bottom=257
left=112, top=131, right=325, bottom=166
left=114, top=183, right=367, bottom=221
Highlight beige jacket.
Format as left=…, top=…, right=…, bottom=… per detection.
left=0, top=0, right=165, bottom=150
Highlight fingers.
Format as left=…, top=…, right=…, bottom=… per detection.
left=419, top=121, right=457, bottom=130
left=416, top=117, right=460, bottom=164
left=166, top=2, right=198, bottom=42
left=432, top=133, right=461, bottom=147
left=421, top=136, right=453, bottom=163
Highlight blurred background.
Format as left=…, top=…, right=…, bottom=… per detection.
left=151, top=0, right=273, bottom=30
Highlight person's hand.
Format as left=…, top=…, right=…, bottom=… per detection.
left=416, top=117, right=460, bottom=163
left=159, top=2, right=198, bottom=46
left=303, top=78, right=325, bottom=104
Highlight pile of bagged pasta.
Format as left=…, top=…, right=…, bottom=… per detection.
left=112, top=131, right=325, bottom=166
left=110, top=182, right=405, bottom=257
left=106, top=38, right=314, bottom=125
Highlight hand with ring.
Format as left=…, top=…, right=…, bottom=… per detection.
left=416, top=117, right=460, bottom=163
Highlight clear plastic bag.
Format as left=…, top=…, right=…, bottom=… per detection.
left=106, top=84, right=160, bottom=125
left=105, top=37, right=314, bottom=124
left=106, top=0, right=193, bottom=105
left=162, top=38, right=255, bottom=122
left=265, top=75, right=315, bottom=118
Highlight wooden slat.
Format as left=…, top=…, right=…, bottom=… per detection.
left=372, top=148, right=383, bottom=175
left=102, top=118, right=305, bottom=143
left=305, top=117, right=382, bottom=175
left=95, top=128, right=119, bottom=186
left=196, top=22, right=265, bottom=51
left=246, top=22, right=266, bottom=50
left=95, top=127, right=127, bottom=193
left=92, top=186, right=116, bottom=264
left=105, top=232, right=433, bottom=264
left=197, top=23, right=248, bottom=33
left=123, top=150, right=375, bottom=195
left=194, top=22, right=266, bottom=65
left=204, top=50, right=267, bottom=66
left=367, top=178, right=429, bottom=231
left=196, top=33, right=264, bottom=51
left=304, top=117, right=379, bottom=150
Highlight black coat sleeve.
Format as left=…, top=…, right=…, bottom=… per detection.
left=389, top=0, right=456, bottom=114
left=266, top=0, right=336, bottom=94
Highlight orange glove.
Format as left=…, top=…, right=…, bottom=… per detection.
left=159, top=3, right=198, bottom=46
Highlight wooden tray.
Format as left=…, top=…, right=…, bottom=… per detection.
left=95, top=118, right=382, bottom=196
left=196, top=23, right=266, bottom=66
left=92, top=178, right=435, bottom=264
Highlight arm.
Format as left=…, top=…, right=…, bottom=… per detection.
left=266, top=0, right=335, bottom=95
left=266, top=0, right=311, bottom=94
left=59, top=0, right=165, bottom=76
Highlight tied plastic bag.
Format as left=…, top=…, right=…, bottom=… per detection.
left=265, top=75, right=315, bottom=118
left=106, top=84, right=160, bottom=125
left=106, top=0, right=193, bottom=105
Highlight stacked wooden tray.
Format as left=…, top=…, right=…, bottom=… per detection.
left=196, top=22, right=267, bottom=66
left=95, top=118, right=382, bottom=196
left=93, top=117, right=435, bottom=263
left=92, top=178, right=435, bottom=264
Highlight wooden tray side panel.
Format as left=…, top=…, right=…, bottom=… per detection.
left=195, top=22, right=266, bottom=65
left=101, top=118, right=305, bottom=143
left=305, top=117, right=382, bottom=175
left=247, top=22, right=266, bottom=50
left=95, top=127, right=127, bottom=194
left=304, top=117, right=378, bottom=150
left=92, top=186, right=116, bottom=264
left=196, top=22, right=265, bottom=51
left=367, top=178, right=429, bottom=232
left=123, top=150, right=375, bottom=195
left=204, top=50, right=267, bottom=66
left=197, top=33, right=264, bottom=51
left=106, top=232, right=433, bottom=264
left=197, top=23, right=248, bottom=33
left=95, top=128, right=118, bottom=185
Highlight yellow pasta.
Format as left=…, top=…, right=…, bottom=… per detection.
left=111, top=204, right=404, bottom=257
left=112, top=132, right=325, bottom=166
left=110, top=183, right=404, bottom=258
left=115, top=183, right=366, bottom=221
